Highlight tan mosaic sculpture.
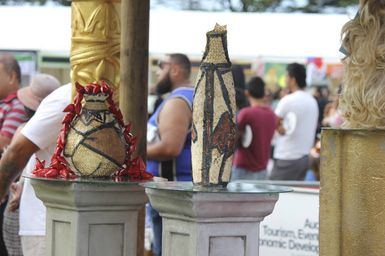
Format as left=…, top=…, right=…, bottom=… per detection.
left=192, top=24, right=237, bottom=187
left=63, top=84, right=127, bottom=176
left=32, top=82, right=152, bottom=180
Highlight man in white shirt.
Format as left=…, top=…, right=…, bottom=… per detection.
left=0, top=83, right=71, bottom=255
left=270, top=63, right=318, bottom=180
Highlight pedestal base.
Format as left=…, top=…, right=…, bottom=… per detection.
left=320, top=129, right=385, bottom=256
left=30, top=178, right=148, bottom=256
left=144, top=182, right=289, bottom=256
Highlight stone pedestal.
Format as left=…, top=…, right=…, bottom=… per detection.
left=29, top=176, right=148, bottom=256
left=320, top=129, right=385, bottom=256
left=144, top=181, right=290, bottom=256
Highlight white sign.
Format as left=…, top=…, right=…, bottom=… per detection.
left=260, top=188, right=319, bottom=256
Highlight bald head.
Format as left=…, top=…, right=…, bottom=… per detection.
left=0, top=54, right=21, bottom=85
left=168, top=53, right=191, bottom=80
left=0, top=54, right=21, bottom=99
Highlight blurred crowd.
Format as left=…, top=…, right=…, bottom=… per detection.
left=234, top=64, right=343, bottom=182
left=144, top=54, right=342, bottom=255
left=0, top=52, right=344, bottom=256
left=148, top=58, right=343, bottom=186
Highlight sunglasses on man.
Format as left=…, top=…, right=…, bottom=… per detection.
left=157, top=60, right=171, bottom=69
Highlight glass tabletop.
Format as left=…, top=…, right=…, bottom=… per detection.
left=23, top=173, right=153, bottom=185
left=142, top=181, right=293, bottom=194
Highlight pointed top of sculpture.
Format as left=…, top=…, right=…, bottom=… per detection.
left=210, top=23, right=227, bottom=34
left=201, top=23, right=231, bottom=65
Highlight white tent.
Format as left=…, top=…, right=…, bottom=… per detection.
left=0, top=6, right=350, bottom=61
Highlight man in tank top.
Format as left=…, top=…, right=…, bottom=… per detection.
left=146, top=53, right=194, bottom=256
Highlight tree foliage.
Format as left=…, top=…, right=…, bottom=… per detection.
left=150, top=0, right=358, bottom=13
left=222, top=0, right=283, bottom=12
left=0, top=0, right=70, bottom=6
left=0, top=0, right=358, bottom=12
left=292, top=0, right=358, bottom=13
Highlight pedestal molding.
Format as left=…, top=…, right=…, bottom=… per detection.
left=30, top=178, right=148, bottom=256
left=144, top=181, right=287, bottom=256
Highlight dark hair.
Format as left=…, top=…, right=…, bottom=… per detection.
left=235, top=87, right=249, bottom=109
left=286, top=63, right=306, bottom=88
left=232, top=64, right=248, bottom=109
left=24, top=106, right=35, bottom=120
left=168, top=53, right=191, bottom=78
left=231, top=64, right=245, bottom=90
left=0, top=54, right=21, bottom=84
left=247, top=76, right=265, bottom=99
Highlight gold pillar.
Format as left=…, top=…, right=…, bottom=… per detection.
left=70, top=1, right=147, bottom=255
left=320, top=129, right=385, bottom=256
left=70, top=0, right=121, bottom=104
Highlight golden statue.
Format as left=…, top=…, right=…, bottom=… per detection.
left=70, top=0, right=121, bottom=104
left=320, top=2, right=385, bottom=256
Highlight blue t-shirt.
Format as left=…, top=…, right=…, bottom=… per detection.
left=147, top=87, right=194, bottom=181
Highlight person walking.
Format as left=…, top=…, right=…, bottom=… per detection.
left=0, top=83, right=71, bottom=256
left=0, top=54, right=28, bottom=255
left=232, top=76, right=276, bottom=180
left=146, top=53, right=194, bottom=256
left=2, top=74, right=60, bottom=256
left=270, top=63, right=318, bottom=180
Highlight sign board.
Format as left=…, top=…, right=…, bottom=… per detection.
left=260, top=187, right=319, bottom=256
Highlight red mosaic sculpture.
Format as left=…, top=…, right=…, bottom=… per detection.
left=32, top=81, right=153, bottom=181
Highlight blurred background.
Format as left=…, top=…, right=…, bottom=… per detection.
left=0, top=0, right=357, bottom=92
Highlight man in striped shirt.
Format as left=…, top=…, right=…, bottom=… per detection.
left=0, top=54, right=27, bottom=153
left=0, top=54, right=27, bottom=255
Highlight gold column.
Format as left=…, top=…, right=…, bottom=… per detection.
left=320, top=129, right=385, bottom=256
left=70, top=0, right=121, bottom=104
left=69, top=1, right=147, bottom=255
left=320, top=2, right=385, bottom=255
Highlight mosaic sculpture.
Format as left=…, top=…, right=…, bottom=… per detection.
left=192, top=24, right=237, bottom=187
left=33, top=82, right=152, bottom=180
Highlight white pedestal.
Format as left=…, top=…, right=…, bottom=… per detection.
left=30, top=177, right=148, bottom=256
left=144, top=182, right=289, bottom=256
